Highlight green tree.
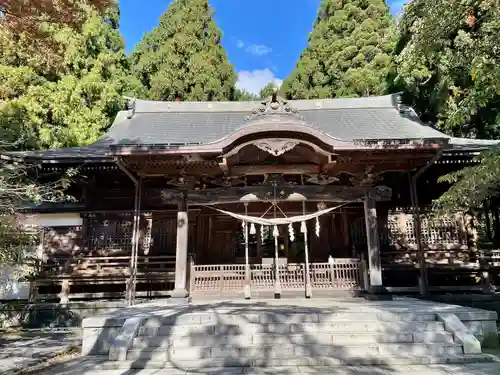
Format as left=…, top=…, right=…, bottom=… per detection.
left=281, top=0, right=397, bottom=100
left=0, top=5, right=143, bottom=149
left=130, top=0, right=237, bottom=101
left=395, top=0, right=500, bottom=139
left=393, top=0, right=500, bottom=210
left=233, top=89, right=258, bottom=101
left=259, top=82, right=280, bottom=99
left=0, top=148, right=73, bottom=269
left=0, top=0, right=113, bottom=54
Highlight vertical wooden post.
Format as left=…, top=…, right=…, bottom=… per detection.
left=172, top=196, right=189, bottom=298
left=256, top=225, right=262, bottom=259
left=274, top=226, right=281, bottom=298
left=243, top=203, right=251, bottom=299
left=481, top=269, right=494, bottom=294
left=129, top=177, right=143, bottom=305
left=329, top=259, right=335, bottom=288
left=364, top=191, right=386, bottom=296
left=60, top=280, right=70, bottom=304
left=188, top=254, right=195, bottom=296
left=409, top=174, right=429, bottom=297
left=302, top=202, right=312, bottom=298
left=409, top=151, right=441, bottom=297
left=115, top=158, right=140, bottom=305
left=360, top=253, right=370, bottom=291
left=272, top=180, right=281, bottom=298
left=219, top=265, right=224, bottom=291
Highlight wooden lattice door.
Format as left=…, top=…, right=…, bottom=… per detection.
left=150, top=217, right=177, bottom=256
left=213, top=231, right=234, bottom=264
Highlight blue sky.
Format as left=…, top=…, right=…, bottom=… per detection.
left=120, top=0, right=405, bottom=95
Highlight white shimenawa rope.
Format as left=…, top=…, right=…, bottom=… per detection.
left=207, top=202, right=347, bottom=226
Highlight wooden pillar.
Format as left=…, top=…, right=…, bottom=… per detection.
left=172, top=197, right=189, bottom=298
left=243, top=203, right=251, bottom=299
left=302, top=202, right=312, bottom=298
left=409, top=173, right=429, bottom=297
left=127, top=177, right=142, bottom=306
left=364, top=192, right=388, bottom=297
left=60, top=279, right=70, bottom=304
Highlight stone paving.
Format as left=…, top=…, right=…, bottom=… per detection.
left=33, top=362, right=500, bottom=375
left=0, top=328, right=81, bottom=373
left=2, top=297, right=500, bottom=374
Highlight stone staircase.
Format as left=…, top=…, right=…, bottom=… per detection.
left=96, top=300, right=495, bottom=370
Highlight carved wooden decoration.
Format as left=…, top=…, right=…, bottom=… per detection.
left=350, top=165, right=382, bottom=186
left=159, top=185, right=392, bottom=205
left=305, top=175, right=339, bottom=185
left=244, top=92, right=304, bottom=121
left=253, top=139, right=299, bottom=156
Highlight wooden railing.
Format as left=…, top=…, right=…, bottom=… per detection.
left=35, top=255, right=176, bottom=301
left=381, top=249, right=500, bottom=293
left=39, top=255, right=176, bottom=280
left=190, top=259, right=363, bottom=294
left=382, top=249, right=500, bottom=266
left=309, top=260, right=363, bottom=289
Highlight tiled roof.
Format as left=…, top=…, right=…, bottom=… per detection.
left=108, top=93, right=449, bottom=146
left=5, top=94, right=498, bottom=161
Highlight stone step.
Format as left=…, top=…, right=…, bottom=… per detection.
left=132, top=331, right=455, bottom=349
left=137, top=321, right=446, bottom=336
left=141, top=311, right=438, bottom=327
left=95, top=353, right=495, bottom=369
left=125, top=343, right=464, bottom=361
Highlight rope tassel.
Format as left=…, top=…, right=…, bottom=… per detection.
left=273, top=225, right=279, bottom=237
left=300, top=221, right=307, bottom=233
left=250, top=223, right=256, bottom=235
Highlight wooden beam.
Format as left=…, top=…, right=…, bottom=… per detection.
left=231, top=164, right=319, bottom=176
left=160, top=185, right=392, bottom=205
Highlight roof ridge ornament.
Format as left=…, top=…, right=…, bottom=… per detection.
left=125, top=97, right=136, bottom=119
left=245, top=89, right=304, bottom=121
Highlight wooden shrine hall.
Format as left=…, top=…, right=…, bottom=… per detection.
left=8, top=92, right=500, bottom=304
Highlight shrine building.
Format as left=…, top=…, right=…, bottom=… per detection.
left=8, top=92, right=500, bottom=304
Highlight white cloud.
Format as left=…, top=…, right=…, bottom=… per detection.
left=245, top=44, right=272, bottom=56
left=236, top=40, right=245, bottom=48
left=236, top=69, right=283, bottom=95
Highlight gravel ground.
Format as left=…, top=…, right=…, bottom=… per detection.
left=0, top=328, right=81, bottom=375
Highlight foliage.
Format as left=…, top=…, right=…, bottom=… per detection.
left=130, top=0, right=237, bottom=101
left=0, top=143, right=75, bottom=269
left=281, top=0, right=397, bottom=100
left=394, top=0, right=500, bottom=210
left=394, top=0, right=500, bottom=138
left=0, top=1, right=129, bottom=269
left=0, top=5, right=142, bottom=149
left=259, top=82, right=280, bottom=99
left=435, top=149, right=500, bottom=211
left=233, top=88, right=258, bottom=101
left=0, top=0, right=112, bottom=40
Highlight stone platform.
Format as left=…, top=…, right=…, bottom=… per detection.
left=81, top=297, right=499, bottom=371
